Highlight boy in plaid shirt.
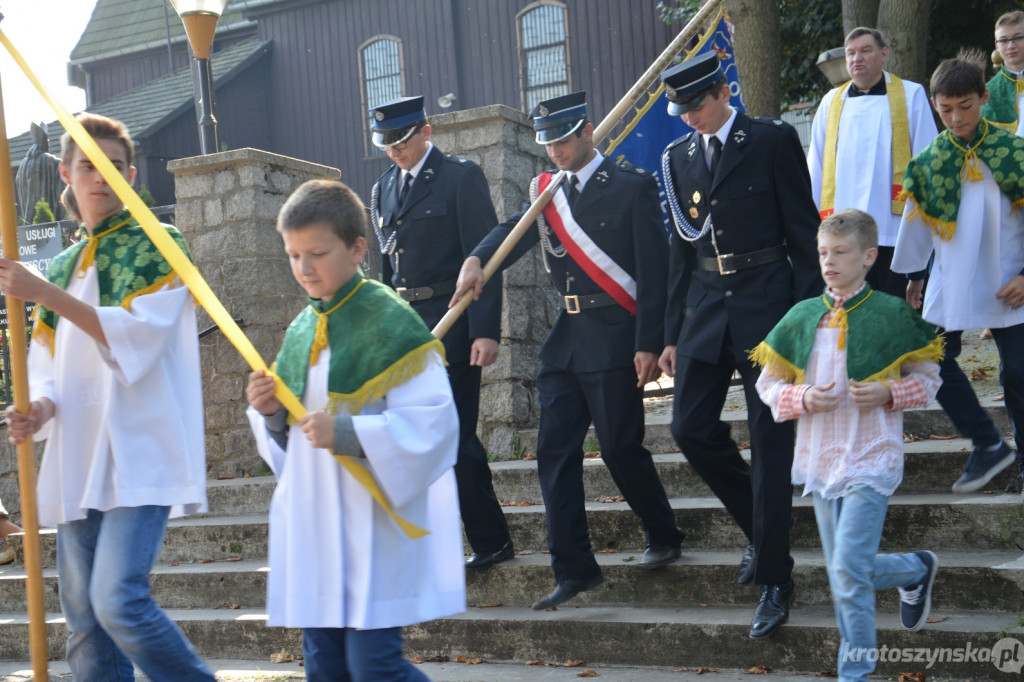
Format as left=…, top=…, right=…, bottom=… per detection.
left=751, top=209, right=943, bottom=682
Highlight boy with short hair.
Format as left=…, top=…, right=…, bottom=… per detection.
left=752, top=208, right=943, bottom=682
left=1, top=113, right=214, bottom=681
left=893, top=51, right=1024, bottom=490
left=984, top=11, right=1024, bottom=134
left=245, top=179, right=464, bottom=681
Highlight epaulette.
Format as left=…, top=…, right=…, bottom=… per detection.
left=444, top=154, right=471, bottom=165
left=752, top=116, right=787, bottom=128
left=664, top=131, right=696, bottom=152
left=373, top=164, right=397, bottom=188
left=615, top=161, right=649, bottom=176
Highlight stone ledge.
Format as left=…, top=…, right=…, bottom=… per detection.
left=167, top=148, right=340, bottom=179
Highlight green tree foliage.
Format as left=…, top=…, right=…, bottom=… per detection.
left=32, top=199, right=55, bottom=225
left=138, top=185, right=156, bottom=208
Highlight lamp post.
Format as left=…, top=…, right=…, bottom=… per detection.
left=170, top=0, right=228, bottom=154
left=816, top=47, right=851, bottom=87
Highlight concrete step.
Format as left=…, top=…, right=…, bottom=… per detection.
left=1, top=550, right=1019, bottom=614
left=518, top=402, right=1016, bottom=459
left=10, top=492, right=1023, bottom=568
left=0, top=605, right=1018, bottom=680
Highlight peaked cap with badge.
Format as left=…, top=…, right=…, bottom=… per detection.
left=661, top=51, right=725, bottom=115
left=531, top=91, right=589, bottom=144
left=371, top=95, right=427, bottom=148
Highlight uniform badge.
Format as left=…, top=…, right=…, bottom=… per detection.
left=538, top=104, right=549, bottom=117
left=692, top=191, right=701, bottom=204
left=733, top=129, right=747, bottom=144
left=665, top=85, right=677, bottom=99
left=374, top=111, right=385, bottom=121
left=596, top=169, right=610, bottom=183
left=423, top=168, right=435, bottom=178
left=773, top=119, right=783, bottom=126
left=687, top=140, right=698, bottom=158
left=689, top=207, right=699, bottom=219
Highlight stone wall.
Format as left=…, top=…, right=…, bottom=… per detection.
left=427, top=105, right=553, bottom=460
left=168, top=149, right=341, bottom=477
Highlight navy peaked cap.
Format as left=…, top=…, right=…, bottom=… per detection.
left=531, top=91, right=588, bottom=144
left=370, top=96, right=426, bottom=148
left=660, top=52, right=725, bottom=115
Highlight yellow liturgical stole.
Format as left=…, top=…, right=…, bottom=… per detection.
left=820, top=74, right=911, bottom=218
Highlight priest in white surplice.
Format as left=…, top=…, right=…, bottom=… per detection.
left=246, top=179, right=464, bottom=681
left=808, top=26, right=937, bottom=298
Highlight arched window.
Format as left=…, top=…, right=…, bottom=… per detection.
left=517, top=2, right=570, bottom=113
left=360, top=36, right=404, bottom=158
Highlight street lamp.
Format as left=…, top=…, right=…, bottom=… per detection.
left=170, top=0, right=229, bottom=154
left=816, top=47, right=850, bottom=87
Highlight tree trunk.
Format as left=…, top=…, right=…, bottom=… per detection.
left=843, top=0, right=881, bottom=34
left=726, top=0, right=781, bottom=117
left=877, top=0, right=931, bottom=84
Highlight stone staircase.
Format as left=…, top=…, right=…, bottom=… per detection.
left=0, top=404, right=1022, bottom=680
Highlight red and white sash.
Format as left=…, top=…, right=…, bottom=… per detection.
left=537, top=171, right=637, bottom=315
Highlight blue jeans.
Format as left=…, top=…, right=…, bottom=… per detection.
left=812, top=486, right=928, bottom=682
left=57, top=506, right=215, bottom=682
left=302, top=626, right=430, bottom=682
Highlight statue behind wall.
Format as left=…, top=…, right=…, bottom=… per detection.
left=15, top=122, right=63, bottom=223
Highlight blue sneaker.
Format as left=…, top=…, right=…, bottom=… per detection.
left=898, top=550, right=938, bottom=631
left=952, top=441, right=1014, bottom=493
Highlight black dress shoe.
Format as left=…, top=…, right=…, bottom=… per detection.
left=531, top=573, right=605, bottom=610
left=465, top=542, right=514, bottom=571
left=736, top=544, right=756, bottom=585
left=640, top=544, right=681, bottom=569
left=749, top=579, right=795, bottom=639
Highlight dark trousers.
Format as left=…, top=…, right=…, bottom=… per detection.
left=447, top=361, right=511, bottom=553
left=670, top=341, right=795, bottom=585
left=535, top=362, right=684, bottom=584
left=867, top=246, right=910, bottom=300
left=990, top=323, right=1024, bottom=475
left=936, top=330, right=1002, bottom=448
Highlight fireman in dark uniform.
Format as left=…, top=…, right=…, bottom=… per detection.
left=370, top=96, right=512, bottom=570
left=658, top=53, right=821, bottom=639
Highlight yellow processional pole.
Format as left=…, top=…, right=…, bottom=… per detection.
left=0, top=15, right=49, bottom=681
left=432, top=0, right=723, bottom=339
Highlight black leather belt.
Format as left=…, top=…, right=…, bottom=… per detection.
left=697, top=244, right=788, bottom=275
left=563, top=292, right=618, bottom=314
left=395, top=279, right=456, bottom=302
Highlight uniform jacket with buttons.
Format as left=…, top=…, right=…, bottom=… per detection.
left=471, top=155, right=668, bottom=372
left=663, top=112, right=821, bottom=364
left=373, top=145, right=501, bottom=364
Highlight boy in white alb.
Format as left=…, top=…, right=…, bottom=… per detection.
left=893, top=51, right=1023, bottom=492
left=752, top=209, right=943, bottom=682
left=2, top=113, right=213, bottom=681
left=245, top=179, right=464, bottom=681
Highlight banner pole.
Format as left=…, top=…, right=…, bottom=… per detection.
left=0, top=13, right=50, bottom=681
left=432, top=0, right=722, bottom=339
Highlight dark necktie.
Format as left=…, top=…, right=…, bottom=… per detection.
left=567, top=174, right=581, bottom=207
left=708, top=136, right=722, bottom=177
left=398, top=172, right=413, bottom=207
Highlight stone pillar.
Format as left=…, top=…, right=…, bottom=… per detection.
left=428, top=105, right=554, bottom=460
left=168, top=149, right=340, bottom=477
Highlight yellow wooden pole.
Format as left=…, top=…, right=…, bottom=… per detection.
left=0, top=20, right=50, bottom=682
left=433, top=0, right=722, bottom=339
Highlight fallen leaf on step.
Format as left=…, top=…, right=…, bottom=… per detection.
left=475, top=602, right=502, bottom=608
left=563, top=659, right=586, bottom=667
left=170, top=562, right=181, bottom=567
left=577, top=670, right=599, bottom=677
left=746, top=665, right=772, bottom=674
left=693, top=667, right=718, bottom=674
left=926, top=616, right=949, bottom=623
left=199, top=558, right=214, bottom=564
left=217, top=475, right=235, bottom=480
left=523, top=454, right=537, bottom=460
left=466, top=658, right=484, bottom=664
left=269, top=648, right=294, bottom=663
left=456, top=654, right=467, bottom=662
left=594, top=495, right=625, bottom=503
left=584, top=451, right=602, bottom=458
left=699, top=603, right=708, bottom=607
left=226, top=557, right=242, bottom=562
left=898, top=672, right=926, bottom=682
left=597, top=547, right=620, bottom=553
left=526, top=660, right=547, bottom=666
left=423, top=655, right=449, bottom=663
left=928, top=434, right=956, bottom=440
left=212, top=602, right=239, bottom=609
left=408, top=655, right=423, bottom=664
left=814, top=671, right=837, bottom=677
left=517, top=549, right=534, bottom=555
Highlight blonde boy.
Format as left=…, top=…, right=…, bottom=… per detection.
left=753, top=209, right=943, bottom=682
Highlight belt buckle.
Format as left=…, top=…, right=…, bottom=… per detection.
left=717, top=253, right=736, bottom=276
left=396, top=287, right=409, bottom=300
left=564, top=295, right=580, bottom=314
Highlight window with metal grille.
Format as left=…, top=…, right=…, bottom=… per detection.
left=360, top=36, right=404, bottom=158
left=518, top=2, right=570, bottom=113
